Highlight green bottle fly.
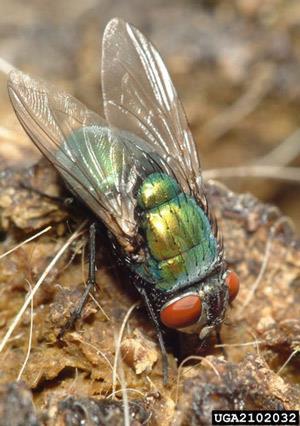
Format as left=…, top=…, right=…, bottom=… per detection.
left=8, top=18, right=241, bottom=384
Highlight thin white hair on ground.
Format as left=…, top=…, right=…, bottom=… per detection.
left=0, top=220, right=87, bottom=354
left=112, top=302, right=139, bottom=397
left=277, top=342, right=300, bottom=375
left=119, top=362, right=130, bottom=426
left=0, top=226, right=52, bottom=260
left=17, top=280, right=34, bottom=381
left=237, top=216, right=293, bottom=317
left=175, top=355, right=222, bottom=404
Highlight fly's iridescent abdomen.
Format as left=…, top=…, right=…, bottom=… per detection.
left=134, top=173, right=218, bottom=292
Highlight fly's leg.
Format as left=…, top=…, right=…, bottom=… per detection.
left=20, top=182, right=74, bottom=207
left=58, top=222, right=97, bottom=338
left=140, top=288, right=169, bottom=385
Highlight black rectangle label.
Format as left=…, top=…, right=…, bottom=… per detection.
left=212, top=410, right=299, bottom=425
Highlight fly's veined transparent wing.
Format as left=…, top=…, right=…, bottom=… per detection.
left=102, top=18, right=204, bottom=201
left=7, top=70, right=161, bottom=249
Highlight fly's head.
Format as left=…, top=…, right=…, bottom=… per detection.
left=159, top=269, right=240, bottom=339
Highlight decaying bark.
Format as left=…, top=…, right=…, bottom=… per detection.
left=0, top=161, right=299, bottom=425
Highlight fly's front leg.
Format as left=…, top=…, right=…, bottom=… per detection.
left=58, top=221, right=97, bottom=338
left=139, top=288, right=169, bottom=385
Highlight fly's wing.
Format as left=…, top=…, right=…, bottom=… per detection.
left=7, top=70, right=154, bottom=249
left=102, top=18, right=205, bottom=204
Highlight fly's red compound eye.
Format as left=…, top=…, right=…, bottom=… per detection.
left=226, top=270, right=240, bottom=302
left=160, top=294, right=202, bottom=329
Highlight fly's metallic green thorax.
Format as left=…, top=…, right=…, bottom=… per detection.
left=134, top=173, right=218, bottom=292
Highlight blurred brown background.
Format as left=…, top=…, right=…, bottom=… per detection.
left=0, top=0, right=299, bottom=232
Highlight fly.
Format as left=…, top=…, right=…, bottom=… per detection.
left=7, top=18, right=240, bottom=384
